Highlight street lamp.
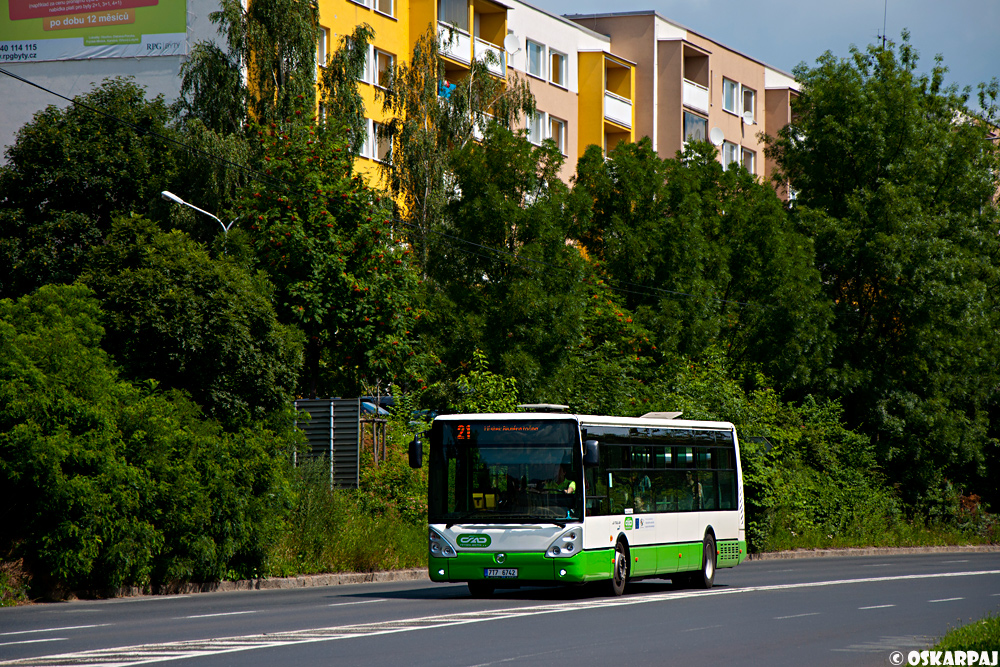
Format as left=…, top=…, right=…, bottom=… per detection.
left=161, top=190, right=238, bottom=235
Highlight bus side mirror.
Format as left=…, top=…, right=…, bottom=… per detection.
left=408, top=435, right=423, bottom=468
left=584, top=440, right=599, bottom=467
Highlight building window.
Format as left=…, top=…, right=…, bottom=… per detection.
left=526, top=40, right=544, bottom=78
left=722, top=78, right=738, bottom=114
left=741, top=147, right=755, bottom=174
left=549, top=49, right=567, bottom=87
left=549, top=116, right=566, bottom=153
left=374, top=49, right=394, bottom=88
left=376, top=0, right=393, bottom=16
left=742, top=86, right=756, bottom=122
left=683, top=111, right=707, bottom=143
left=528, top=111, right=544, bottom=145
left=438, top=0, right=469, bottom=32
left=318, top=27, right=330, bottom=68
left=373, top=121, right=391, bottom=162
left=722, top=141, right=739, bottom=169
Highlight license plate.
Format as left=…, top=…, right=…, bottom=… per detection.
left=484, top=568, right=518, bottom=579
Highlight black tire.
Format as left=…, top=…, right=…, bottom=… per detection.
left=468, top=581, right=495, bottom=598
left=608, top=540, right=628, bottom=596
left=694, top=534, right=717, bottom=589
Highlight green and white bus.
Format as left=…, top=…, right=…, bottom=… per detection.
left=419, top=409, right=748, bottom=597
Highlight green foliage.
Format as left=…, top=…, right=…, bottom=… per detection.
left=934, top=614, right=1000, bottom=652
left=319, top=24, right=375, bottom=157
left=450, top=350, right=519, bottom=414
left=0, top=560, right=28, bottom=606
left=766, top=33, right=1000, bottom=504
left=421, top=124, right=588, bottom=399
left=81, top=217, right=303, bottom=429
left=573, top=138, right=832, bottom=390
left=272, top=460, right=425, bottom=575
left=239, top=110, right=420, bottom=398
left=0, top=78, right=178, bottom=298
left=0, top=284, right=298, bottom=594
left=378, top=26, right=535, bottom=272
left=177, top=0, right=319, bottom=133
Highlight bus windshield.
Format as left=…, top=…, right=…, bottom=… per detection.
left=428, top=419, right=582, bottom=524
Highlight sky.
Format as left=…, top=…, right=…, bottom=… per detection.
left=533, top=0, right=999, bottom=97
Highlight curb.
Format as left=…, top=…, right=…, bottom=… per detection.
left=749, top=544, right=1000, bottom=560
left=81, top=545, right=1000, bottom=599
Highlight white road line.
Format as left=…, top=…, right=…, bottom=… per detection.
left=328, top=599, right=386, bottom=607
left=0, top=625, right=110, bottom=637
left=928, top=597, right=964, bottom=603
left=0, top=639, right=67, bottom=648
left=774, top=612, right=821, bottom=620
left=4, top=569, right=998, bottom=667
left=858, top=604, right=895, bottom=610
left=179, top=611, right=258, bottom=619
left=681, top=624, right=723, bottom=633
left=862, top=563, right=891, bottom=567
left=943, top=560, right=969, bottom=564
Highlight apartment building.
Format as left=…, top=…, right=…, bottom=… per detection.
left=565, top=11, right=799, bottom=183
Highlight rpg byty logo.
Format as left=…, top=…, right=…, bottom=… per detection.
left=457, top=534, right=492, bottom=548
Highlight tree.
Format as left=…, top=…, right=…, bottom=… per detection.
left=422, top=125, right=589, bottom=400
left=573, top=139, right=832, bottom=391
left=0, top=78, right=178, bottom=298
left=0, top=284, right=297, bottom=594
left=176, top=0, right=320, bottom=134
left=765, top=34, right=1000, bottom=504
left=239, top=109, right=420, bottom=398
left=378, top=26, right=535, bottom=274
left=81, top=217, right=303, bottom=429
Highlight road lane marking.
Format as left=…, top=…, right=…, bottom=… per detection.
left=4, top=569, right=998, bottom=667
left=862, top=563, right=891, bottom=567
left=774, top=612, right=820, bottom=619
left=928, top=597, right=963, bottom=603
left=0, top=639, right=67, bottom=648
left=943, top=560, right=969, bottom=564
left=680, top=624, right=723, bottom=633
left=858, top=604, right=895, bottom=610
left=328, top=599, right=386, bottom=607
left=178, top=611, right=258, bottom=619
left=0, top=625, right=110, bottom=637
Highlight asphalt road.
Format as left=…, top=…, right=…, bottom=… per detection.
left=1, top=551, right=998, bottom=667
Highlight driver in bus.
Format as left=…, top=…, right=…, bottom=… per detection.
left=545, top=463, right=576, bottom=494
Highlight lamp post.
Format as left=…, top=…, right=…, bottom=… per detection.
left=160, top=191, right=238, bottom=235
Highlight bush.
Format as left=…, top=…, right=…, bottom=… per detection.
left=934, top=613, right=1000, bottom=651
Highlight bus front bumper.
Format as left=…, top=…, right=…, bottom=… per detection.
left=429, top=549, right=614, bottom=585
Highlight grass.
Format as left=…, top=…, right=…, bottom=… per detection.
left=934, top=614, right=1000, bottom=651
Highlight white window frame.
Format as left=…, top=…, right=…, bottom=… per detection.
left=372, top=121, right=391, bottom=162
left=742, top=86, right=756, bottom=123
left=349, top=0, right=371, bottom=8
left=721, top=141, right=739, bottom=170
left=317, top=26, right=330, bottom=69
left=548, top=115, right=566, bottom=154
left=741, top=147, right=755, bottom=174
left=549, top=49, right=567, bottom=88
left=722, top=77, right=738, bottom=114
left=528, top=111, right=545, bottom=146
left=374, top=48, right=394, bottom=89
left=361, top=119, right=373, bottom=159
left=526, top=40, right=545, bottom=79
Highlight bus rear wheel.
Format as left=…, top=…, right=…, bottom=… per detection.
left=609, top=540, right=628, bottom=596
left=694, top=535, right=716, bottom=589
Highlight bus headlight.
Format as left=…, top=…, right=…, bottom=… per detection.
left=429, top=528, right=457, bottom=558
left=545, top=527, right=582, bottom=558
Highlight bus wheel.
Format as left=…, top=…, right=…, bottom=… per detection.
left=609, top=540, right=628, bottom=596
left=468, top=581, right=495, bottom=598
left=695, top=535, right=717, bottom=589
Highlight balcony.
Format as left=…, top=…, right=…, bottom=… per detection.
left=683, top=79, right=709, bottom=114
left=438, top=22, right=472, bottom=64
left=604, top=91, right=632, bottom=128
left=474, top=36, right=505, bottom=77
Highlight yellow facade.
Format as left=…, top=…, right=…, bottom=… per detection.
left=577, top=50, right=635, bottom=155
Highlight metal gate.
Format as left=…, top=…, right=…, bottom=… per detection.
left=294, top=398, right=360, bottom=488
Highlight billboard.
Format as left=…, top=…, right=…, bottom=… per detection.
left=0, top=0, right=187, bottom=63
